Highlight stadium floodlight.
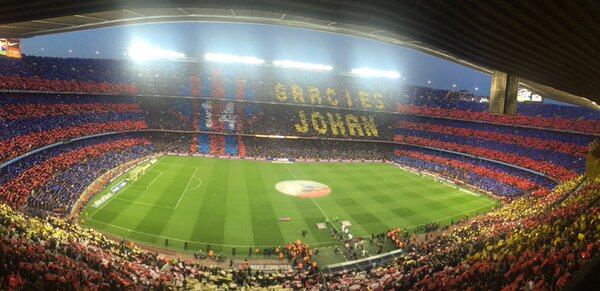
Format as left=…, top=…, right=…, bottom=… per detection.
left=272, top=60, right=333, bottom=71
left=475, top=87, right=479, bottom=91
left=204, top=53, right=265, bottom=65
left=128, top=40, right=185, bottom=61
left=350, top=68, right=401, bottom=79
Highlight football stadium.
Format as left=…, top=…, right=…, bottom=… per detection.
left=1, top=1, right=600, bottom=290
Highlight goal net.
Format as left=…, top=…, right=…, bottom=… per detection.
left=129, top=163, right=151, bottom=181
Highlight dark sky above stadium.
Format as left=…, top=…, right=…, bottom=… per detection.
left=22, top=22, right=491, bottom=95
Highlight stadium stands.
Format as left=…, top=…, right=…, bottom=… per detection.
left=245, top=137, right=392, bottom=161
left=1, top=176, right=597, bottom=289
left=0, top=134, right=150, bottom=209
left=25, top=145, right=153, bottom=217
left=397, top=103, right=600, bottom=135
left=0, top=94, right=147, bottom=164
left=0, top=55, right=599, bottom=289
left=393, top=146, right=556, bottom=197
left=0, top=57, right=595, bottom=204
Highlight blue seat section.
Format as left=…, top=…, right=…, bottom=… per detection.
left=198, top=134, right=211, bottom=154
left=225, top=135, right=239, bottom=156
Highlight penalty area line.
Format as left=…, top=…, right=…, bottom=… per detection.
left=174, top=166, right=199, bottom=209
left=145, top=171, right=164, bottom=189
left=113, top=197, right=175, bottom=209
left=87, top=159, right=160, bottom=219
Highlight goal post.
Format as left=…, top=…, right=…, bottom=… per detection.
left=129, top=169, right=140, bottom=181
left=129, top=163, right=151, bottom=181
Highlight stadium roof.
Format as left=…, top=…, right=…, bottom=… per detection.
left=1, top=1, right=599, bottom=109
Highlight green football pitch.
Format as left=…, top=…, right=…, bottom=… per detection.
left=81, top=156, right=495, bottom=260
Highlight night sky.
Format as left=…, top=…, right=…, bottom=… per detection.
left=22, top=22, right=491, bottom=95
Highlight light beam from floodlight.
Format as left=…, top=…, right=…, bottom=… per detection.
left=350, top=68, right=401, bottom=79
left=204, top=53, right=265, bottom=65
left=273, top=60, right=333, bottom=71
left=128, top=40, right=185, bottom=61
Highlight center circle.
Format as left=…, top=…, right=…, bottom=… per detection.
left=275, top=180, right=332, bottom=198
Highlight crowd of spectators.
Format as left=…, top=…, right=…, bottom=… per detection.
left=399, top=87, right=600, bottom=134
left=0, top=135, right=150, bottom=209
left=0, top=93, right=147, bottom=164
left=1, top=56, right=597, bottom=173
left=146, top=132, right=193, bottom=153
left=139, top=97, right=194, bottom=131
left=25, top=145, right=153, bottom=217
left=395, top=125, right=585, bottom=174
left=245, top=137, right=392, bottom=161
left=1, top=173, right=597, bottom=289
left=394, top=114, right=590, bottom=185
left=0, top=78, right=591, bottom=210
left=0, top=56, right=137, bottom=94
left=1, top=89, right=587, bottom=205
left=397, top=103, right=600, bottom=135
left=322, top=177, right=599, bottom=289
left=0, top=131, right=196, bottom=217
left=0, top=56, right=401, bottom=111
left=1, top=55, right=599, bottom=289
left=393, top=146, right=556, bottom=197
left=0, top=75, right=138, bottom=94
left=409, top=179, right=600, bottom=290
left=394, top=135, right=578, bottom=182
left=397, top=116, right=592, bottom=157
left=1, top=92, right=396, bottom=167
left=1, top=55, right=598, bottom=131
left=242, top=103, right=396, bottom=140
left=0, top=201, right=325, bottom=289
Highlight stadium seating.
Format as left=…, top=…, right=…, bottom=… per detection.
left=0, top=55, right=599, bottom=289
left=393, top=146, right=556, bottom=197
left=397, top=103, right=600, bottom=135
left=1, top=175, right=597, bottom=289
left=26, top=145, right=153, bottom=217
left=140, top=97, right=193, bottom=131
left=0, top=134, right=150, bottom=209
left=197, top=133, right=211, bottom=154
left=394, top=115, right=591, bottom=184
left=0, top=94, right=147, bottom=164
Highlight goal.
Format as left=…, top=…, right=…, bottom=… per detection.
left=129, top=163, right=151, bottom=181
